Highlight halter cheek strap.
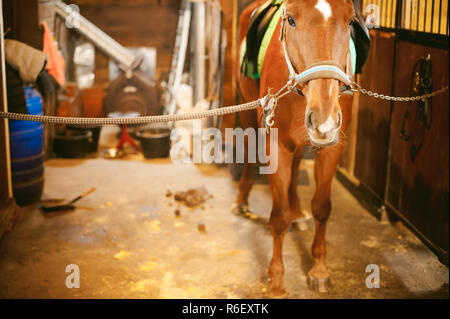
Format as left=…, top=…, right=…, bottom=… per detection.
left=280, top=6, right=353, bottom=88
left=280, top=6, right=297, bottom=77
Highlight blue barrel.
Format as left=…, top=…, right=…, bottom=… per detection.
left=9, top=86, right=45, bottom=206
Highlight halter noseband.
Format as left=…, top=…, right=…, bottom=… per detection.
left=279, top=6, right=353, bottom=88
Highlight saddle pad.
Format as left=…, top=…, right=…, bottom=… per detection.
left=241, top=0, right=283, bottom=79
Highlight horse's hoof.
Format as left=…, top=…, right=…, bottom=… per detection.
left=292, top=211, right=312, bottom=231
left=231, top=203, right=250, bottom=215
left=267, top=288, right=287, bottom=299
left=297, top=210, right=313, bottom=222
left=307, top=275, right=331, bottom=293
left=293, top=220, right=309, bottom=231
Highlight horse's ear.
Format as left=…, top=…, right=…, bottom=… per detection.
left=345, top=0, right=356, bottom=11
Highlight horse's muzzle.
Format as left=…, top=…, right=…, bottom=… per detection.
left=305, top=109, right=342, bottom=147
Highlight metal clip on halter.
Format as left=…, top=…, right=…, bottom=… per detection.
left=261, top=94, right=278, bottom=133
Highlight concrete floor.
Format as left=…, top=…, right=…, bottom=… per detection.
left=0, top=126, right=448, bottom=299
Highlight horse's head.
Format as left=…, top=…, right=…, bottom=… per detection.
left=282, top=0, right=355, bottom=147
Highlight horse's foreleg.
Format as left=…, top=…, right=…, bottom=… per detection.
left=233, top=109, right=258, bottom=215
left=234, top=159, right=254, bottom=214
left=308, top=143, right=344, bottom=292
left=288, top=147, right=305, bottom=220
left=268, top=145, right=294, bottom=297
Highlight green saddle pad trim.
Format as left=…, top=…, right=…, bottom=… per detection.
left=257, top=3, right=283, bottom=77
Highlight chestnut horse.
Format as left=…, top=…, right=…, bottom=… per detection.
left=235, top=0, right=355, bottom=296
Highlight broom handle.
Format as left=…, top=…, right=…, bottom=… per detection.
left=69, top=187, right=97, bottom=204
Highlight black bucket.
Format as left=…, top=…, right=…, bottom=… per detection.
left=67, top=126, right=101, bottom=153
left=53, top=129, right=92, bottom=158
left=136, top=126, right=171, bottom=159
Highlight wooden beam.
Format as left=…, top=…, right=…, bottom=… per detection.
left=0, top=0, right=13, bottom=201
left=219, top=0, right=238, bottom=132
left=0, top=0, right=16, bottom=239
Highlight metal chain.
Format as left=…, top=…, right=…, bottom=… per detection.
left=353, top=83, right=449, bottom=102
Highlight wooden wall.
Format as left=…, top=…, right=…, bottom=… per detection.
left=69, top=0, right=180, bottom=88
left=3, top=0, right=42, bottom=49
left=339, top=29, right=449, bottom=263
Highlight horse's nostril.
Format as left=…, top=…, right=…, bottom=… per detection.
left=337, top=111, right=342, bottom=127
left=307, top=112, right=314, bottom=129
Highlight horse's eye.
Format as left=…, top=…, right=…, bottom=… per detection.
left=287, top=16, right=296, bottom=27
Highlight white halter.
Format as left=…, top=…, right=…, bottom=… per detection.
left=261, top=2, right=355, bottom=132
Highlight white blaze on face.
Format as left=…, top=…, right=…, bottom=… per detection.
left=315, top=0, right=332, bottom=21
left=318, top=115, right=336, bottom=133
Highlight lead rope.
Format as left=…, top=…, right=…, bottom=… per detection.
left=1, top=1, right=449, bottom=129
left=0, top=99, right=264, bottom=127
left=0, top=84, right=448, bottom=128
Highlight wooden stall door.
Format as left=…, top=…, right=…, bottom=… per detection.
left=353, top=30, right=396, bottom=199
left=387, top=42, right=449, bottom=263
left=337, top=0, right=449, bottom=265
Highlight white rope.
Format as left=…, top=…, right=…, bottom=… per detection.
left=0, top=99, right=264, bottom=127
